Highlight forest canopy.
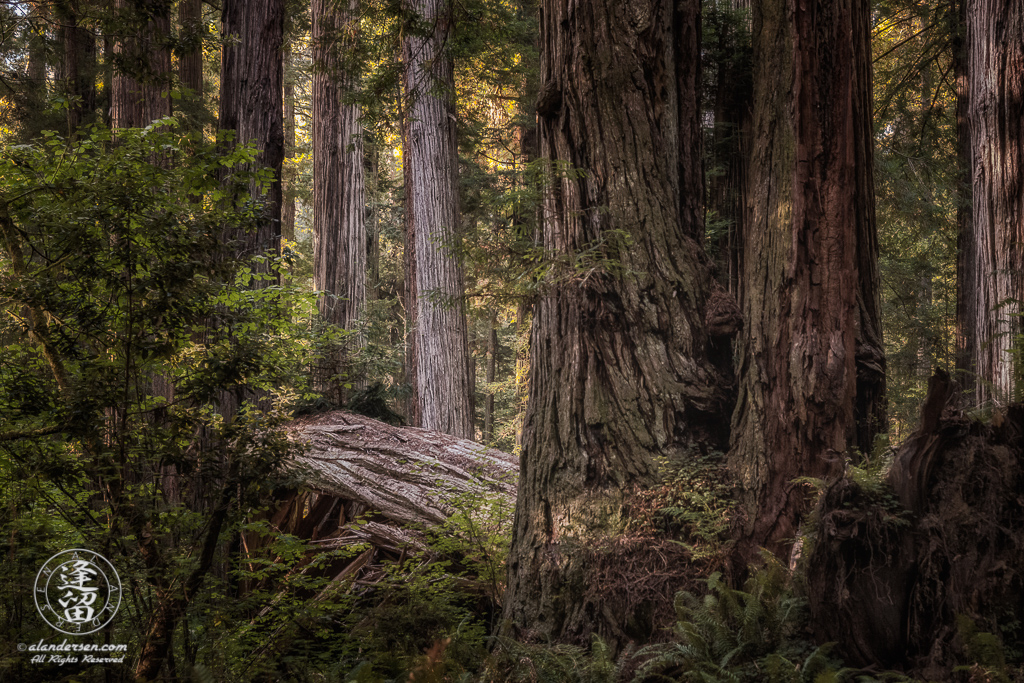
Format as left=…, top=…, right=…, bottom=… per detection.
left=0, top=0, right=1023, bottom=681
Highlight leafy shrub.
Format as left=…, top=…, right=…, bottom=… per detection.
left=0, top=121, right=325, bottom=681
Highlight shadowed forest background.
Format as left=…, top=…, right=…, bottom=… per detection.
left=0, top=0, right=1023, bottom=681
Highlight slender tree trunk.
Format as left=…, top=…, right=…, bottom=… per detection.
left=483, top=310, right=497, bottom=443
left=177, top=0, right=203, bottom=127
left=313, top=0, right=365, bottom=402
left=102, top=35, right=113, bottom=124
left=177, top=0, right=203, bottom=90
left=401, top=88, right=420, bottom=427
left=403, top=0, right=472, bottom=438
left=503, top=0, right=729, bottom=645
left=19, top=3, right=49, bottom=139
left=851, top=0, right=887, bottom=453
left=954, top=0, right=974, bottom=390
left=313, top=0, right=342, bottom=323
left=282, top=43, right=296, bottom=243
left=218, top=0, right=285, bottom=271
left=468, top=313, right=478, bottom=438
left=111, top=0, right=171, bottom=129
left=338, top=6, right=366, bottom=340
left=957, top=0, right=1024, bottom=406
left=366, top=142, right=380, bottom=301
left=55, top=0, right=97, bottom=133
left=27, top=15, right=46, bottom=92
left=729, top=0, right=881, bottom=559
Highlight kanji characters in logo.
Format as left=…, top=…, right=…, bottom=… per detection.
left=34, top=549, right=121, bottom=635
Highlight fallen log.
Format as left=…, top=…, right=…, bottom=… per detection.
left=285, top=410, right=518, bottom=528
left=240, top=412, right=518, bottom=667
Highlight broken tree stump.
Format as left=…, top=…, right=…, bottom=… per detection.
left=808, top=371, right=1024, bottom=677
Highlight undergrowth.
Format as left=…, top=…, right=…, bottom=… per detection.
left=629, top=557, right=865, bottom=683
left=626, top=451, right=736, bottom=562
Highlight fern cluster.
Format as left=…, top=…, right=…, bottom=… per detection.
left=626, top=451, right=735, bottom=561
left=630, top=560, right=870, bottom=683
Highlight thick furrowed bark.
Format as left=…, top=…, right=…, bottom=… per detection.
left=503, top=0, right=730, bottom=645
left=730, top=0, right=878, bottom=559
left=403, top=0, right=473, bottom=438
left=958, top=0, right=1024, bottom=406
left=219, top=0, right=285, bottom=271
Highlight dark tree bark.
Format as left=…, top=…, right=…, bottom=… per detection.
left=111, top=0, right=171, bottom=129
left=809, top=372, right=1024, bottom=676
left=54, top=0, right=97, bottom=132
left=177, top=0, right=203, bottom=127
left=502, top=0, right=730, bottom=644
left=851, top=0, right=887, bottom=456
left=729, top=0, right=883, bottom=559
left=956, top=0, right=1024, bottom=406
left=218, top=0, right=285, bottom=271
left=483, top=310, right=497, bottom=443
left=402, top=0, right=473, bottom=438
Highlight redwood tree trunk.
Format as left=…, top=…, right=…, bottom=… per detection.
left=954, top=0, right=974, bottom=388
left=21, top=3, right=48, bottom=138
left=503, top=0, right=729, bottom=644
left=483, top=310, right=497, bottom=443
left=402, top=94, right=420, bottom=427
left=957, top=0, right=1024, bottom=406
left=403, top=0, right=473, bottom=438
left=312, top=0, right=366, bottom=404
left=729, top=0, right=881, bottom=559
left=111, top=0, right=171, bottom=129
left=851, top=0, right=887, bottom=455
left=313, top=0, right=365, bottom=329
left=218, top=0, right=284, bottom=270
left=177, top=0, right=203, bottom=125
left=55, top=0, right=97, bottom=132
left=282, top=43, right=296, bottom=243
